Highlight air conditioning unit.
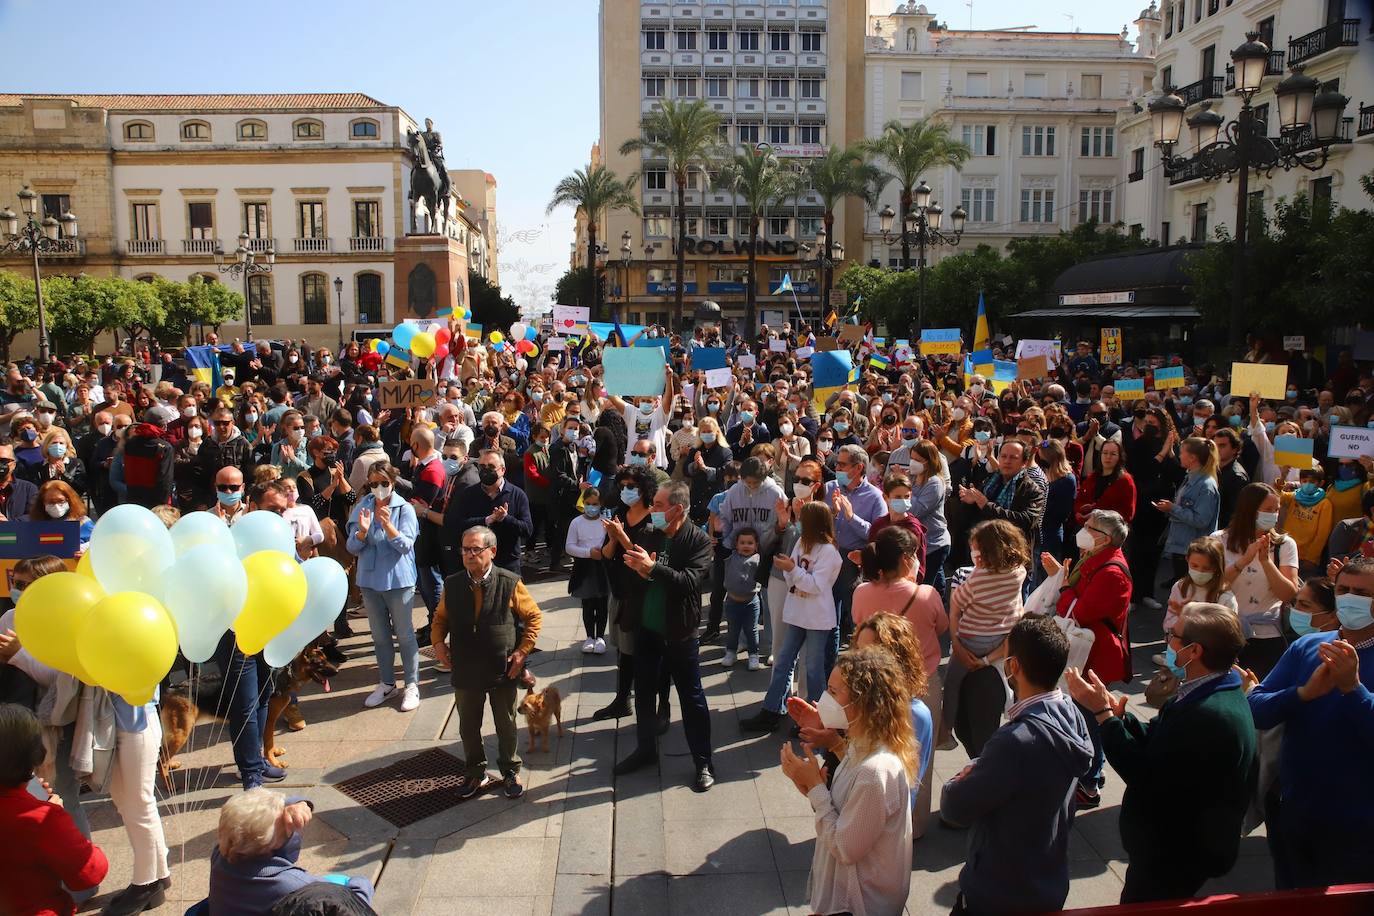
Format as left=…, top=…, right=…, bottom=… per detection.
left=742, top=54, right=756, bottom=63
left=775, top=103, right=786, bottom=111
left=711, top=8, right=724, bottom=14
left=712, top=55, right=727, bottom=63
left=804, top=55, right=818, bottom=64
left=714, top=103, right=724, bottom=110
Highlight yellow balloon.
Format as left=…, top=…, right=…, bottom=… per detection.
left=76, top=551, right=97, bottom=580
left=14, top=572, right=105, bottom=681
left=489, top=331, right=504, bottom=344
left=76, top=591, right=177, bottom=704
left=235, top=550, right=307, bottom=655
left=411, top=331, right=437, bottom=358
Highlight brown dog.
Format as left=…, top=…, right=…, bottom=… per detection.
left=159, top=645, right=338, bottom=776
left=517, top=685, right=564, bottom=752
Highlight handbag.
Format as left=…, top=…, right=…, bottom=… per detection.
left=1024, top=568, right=1065, bottom=617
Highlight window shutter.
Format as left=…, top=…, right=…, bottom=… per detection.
left=986, top=126, right=996, bottom=156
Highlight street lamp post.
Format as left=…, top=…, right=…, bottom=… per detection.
left=0, top=185, right=78, bottom=364
left=215, top=231, right=274, bottom=342
left=878, top=181, right=967, bottom=335
left=616, top=230, right=632, bottom=324
left=333, top=276, right=345, bottom=351
left=1149, top=32, right=1349, bottom=354
left=593, top=242, right=609, bottom=322
left=810, top=227, right=844, bottom=320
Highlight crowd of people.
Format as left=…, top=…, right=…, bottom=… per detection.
left=1, top=320, right=1373, bottom=915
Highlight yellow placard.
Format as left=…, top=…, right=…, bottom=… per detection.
left=1230, top=362, right=1289, bottom=401
left=1100, top=327, right=1122, bottom=366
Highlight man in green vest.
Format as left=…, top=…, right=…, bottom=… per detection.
left=1066, top=601, right=1257, bottom=904
left=432, top=525, right=543, bottom=800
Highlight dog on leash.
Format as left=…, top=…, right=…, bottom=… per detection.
left=517, top=684, right=564, bottom=752
left=159, top=644, right=339, bottom=773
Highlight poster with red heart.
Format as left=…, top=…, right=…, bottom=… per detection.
left=553, top=305, right=590, bottom=337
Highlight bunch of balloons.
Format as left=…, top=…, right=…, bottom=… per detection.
left=508, top=322, right=541, bottom=358
left=13, top=505, right=348, bottom=704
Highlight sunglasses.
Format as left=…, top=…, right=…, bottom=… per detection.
left=794, top=477, right=818, bottom=487
left=216, top=484, right=242, bottom=493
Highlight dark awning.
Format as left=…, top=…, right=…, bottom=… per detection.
left=1014, top=304, right=1200, bottom=319
left=1030, top=243, right=1203, bottom=313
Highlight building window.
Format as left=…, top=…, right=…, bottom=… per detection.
left=960, top=188, right=996, bottom=222
left=645, top=169, right=667, bottom=191
left=1023, top=73, right=1048, bottom=97
left=644, top=216, right=670, bottom=237
left=354, top=201, right=380, bottom=237
left=298, top=201, right=325, bottom=238
left=293, top=119, right=323, bottom=140
left=247, top=274, right=273, bottom=326
left=644, top=76, right=666, bottom=98
left=124, top=121, right=154, bottom=141
left=962, top=124, right=996, bottom=155
left=301, top=274, right=328, bottom=325
left=40, top=195, right=70, bottom=237
left=676, top=30, right=697, bottom=50
left=767, top=216, right=790, bottom=237
left=1020, top=125, right=1055, bottom=156
left=801, top=32, right=821, bottom=51
left=1020, top=188, right=1055, bottom=223
left=1257, top=16, right=1275, bottom=50
left=799, top=78, right=822, bottom=99
left=707, top=77, right=730, bottom=98
left=707, top=30, right=729, bottom=50
left=675, top=76, right=698, bottom=98
left=237, top=120, right=267, bottom=141
left=187, top=202, right=214, bottom=240
left=738, top=123, right=759, bottom=144
left=1080, top=74, right=1103, bottom=99
left=965, top=72, right=990, bottom=96
left=712, top=264, right=748, bottom=283
left=1311, top=176, right=1333, bottom=210
left=798, top=123, right=821, bottom=144
left=1161, top=65, right=1173, bottom=90
left=768, top=123, right=791, bottom=144
left=180, top=120, right=210, bottom=141
left=769, top=77, right=791, bottom=98
left=738, top=30, right=760, bottom=51
left=243, top=202, right=269, bottom=239
left=1191, top=202, right=1208, bottom=241
left=900, top=71, right=923, bottom=100
left=1130, top=147, right=1145, bottom=180
left=1077, top=189, right=1113, bottom=223
left=706, top=216, right=731, bottom=236
left=131, top=202, right=158, bottom=240
left=645, top=29, right=666, bottom=50
left=769, top=31, right=790, bottom=51
left=717, top=123, right=731, bottom=143
left=1161, top=220, right=1171, bottom=244
left=1079, top=126, right=1114, bottom=157
left=738, top=77, right=760, bottom=98
left=350, top=119, right=379, bottom=139
left=683, top=217, right=700, bottom=236
left=356, top=273, right=383, bottom=324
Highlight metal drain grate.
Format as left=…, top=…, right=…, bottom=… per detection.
left=333, top=748, right=472, bottom=828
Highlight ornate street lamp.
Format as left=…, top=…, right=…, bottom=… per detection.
left=334, top=276, right=345, bottom=351
left=877, top=183, right=966, bottom=333
left=216, top=230, right=274, bottom=341
left=0, top=185, right=79, bottom=363
left=616, top=230, right=632, bottom=323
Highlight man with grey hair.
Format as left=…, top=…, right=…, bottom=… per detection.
left=431, top=525, right=544, bottom=800
left=822, top=443, right=888, bottom=650
left=433, top=401, right=474, bottom=452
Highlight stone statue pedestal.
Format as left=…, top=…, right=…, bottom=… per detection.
left=394, top=234, right=469, bottom=321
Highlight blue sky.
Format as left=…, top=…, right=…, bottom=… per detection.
left=0, top=0, right=1147, bottom=309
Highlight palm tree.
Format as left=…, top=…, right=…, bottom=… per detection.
left=547, top=164, right=639, bottom=322
left=619, top=99, right=723, bottom=330
left=863, top=118, right=972, bottom=271
left=714, top=148, right=805, bottom=334
left=798, top=145, right=883, bottom=309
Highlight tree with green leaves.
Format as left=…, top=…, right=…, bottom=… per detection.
left=798, top=145, right=883, bottom=306
left=0, top=270, right=39, bottom=364
left=714, top=147, right=805, bottom=333
left=862, top=119, right=972, bottom=271
left=619, top=99, right=724, bottom=330
left=552, top=266, right=595, bottom=310
left=469, top=270, right=519, bottom=335
left=547, top=164, right=639, bottom=321
left=44, top=274, right=163, bottom=354
left=150, top=275, right=243, bottom=344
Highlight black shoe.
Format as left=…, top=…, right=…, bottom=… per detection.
left=739, top=709, right=782, bottom=734
left=693, top=764, right=716, bottom=793
left=701, top=626, right=721, bottom=643
left=458, top=776, right=483, bottom=800
left=333, top=623, right=355, bottom=638
left=591, top=698, right=632, bottom=721
left=503, top=773, right=525, bottom=799
left=415, top=624, right=431, bottom=647
left=321, top=642, right=347, bottom=665
left=613, top=749, right=658, bottom=776
left=99, top=881, right=165, bottom=915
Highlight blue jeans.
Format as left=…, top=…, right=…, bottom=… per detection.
left=762, top=625, right=830, bottom=713
left=212, top=631, right=271, bottom=787
left=1078, top=699, right=1106, bottom=791
left=362, top=586, right=420, bottom=688
left=415, top=563, right=444, bottom=624
left=924, top=544, right=950, bottom=601
left=724, top=596, right=760, bottom=656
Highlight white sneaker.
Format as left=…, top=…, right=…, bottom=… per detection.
left=400, top=684, right=420, bottom=712
left=721, top=650, right=735, bottom=668
left=593, top=637, right=607, bottom=655
left=747, top=654, right=762, bottom=671
left=364, top=684, right=400, bottom=708
left=581, top=638, right=596, bottom=654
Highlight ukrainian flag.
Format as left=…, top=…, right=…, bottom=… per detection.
left=868, top=352, right=891, bottom=371
left=606, top=320, right=628, bottom=348
left=774, top=273, right=794, bottom=295
left=185, top=345, right=224, bottom=391
left=812, top=349, right=855, bottom=410
left=974, top=291, right=990, bottom=352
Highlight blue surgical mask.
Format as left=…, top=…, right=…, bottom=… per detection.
left=217, top=489, right=242, bottom=507
left=1335, top=593, right=1374, bottom=630
left=833, top=421, right=849, bottom=434
left=1286, top=389, right=1298, bottom=400
left=707, top=401, right=721, bottom=413
left=651, top=510, right=669, bottom=530
left=565, top=428, right=578, bottom=441
left=1264, top=421, right=1276, bottom=435
left=46, top=442, right=67, bottom=459
left=629, top=453, right=648, bottom=466
left=1229, top=414, right=1242, bottom=427
left=701, top=432, right=717, bottom=445
left=9, top=588, right=21, bottom=605
left=881, top=392, right=893, bottom=403
left=639, top=401, right=656, bottom=416
left=739, top=410, right=755, bottom=425
left=923, top=398, right=935, bottom=408
left=1180, top=396, right=1193, bottom=406
left=974, top=430, right=991, bottom=443
left=620, top=487, right=639, bottom=506
left=584, top=504, right=602, bottom=518
left=835, top=469, right=851, bottom=487
left=1163, top=644, right=1189, bottom=679
left=1288, top=609, right=1318, bottom=637
left=888, top=497, right=912, bottom=514
left=532, top=391, right=544, bottom=403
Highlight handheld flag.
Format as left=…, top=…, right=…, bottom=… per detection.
left=974, top=291, right=990, bottom=352
left=775, top=273, right=794, bottom=295
left=824, top=310, right=838, bottom=328
left=185, top=345, right=225, bottom=392
left=812, top=349, right=855, bottom=410
left=868, top=353, right=891, bottom=371
left=1274, top=435, right=1315, bottom=469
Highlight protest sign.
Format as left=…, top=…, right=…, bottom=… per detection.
left=1100, top=327, right=1122, bottom=366
left=1015, top=339, right=1061, bottom=366
left=703, top=367, right=733, bottom=389
left=690, top=347, right=728, bottom=371
left=1017, top=356, right=1049, bottom=381
left=1283, top=336, right=1305, bottom=352
left=737, top=354, right=758, bottom=370
left=1153, top=366, right=1186, bottom=390
left=1115, top=379, right=1146, bottom=400
left=815, top=337, right=839, bottom=352
left=0, top=520, right=80, bottom=587
left=1274, top=435, right=1315, bottom=468
left=552, top=305, right=590, bottom=336
left=794, top=346, right=814, bottom=360
left=603, top=347, right=667, bottom=397
left=546, top=337, right=566, bottom=351
left=919, top=328, right=961, bottom=356
left=379, top=379, right=439, bottom=410
left=1329, top=425, right=1374, bottom=459
left=1230, top=362, right=1288, bottom=400
left=768, top=338, right=787, bottom=352
left=838, top=325, right=866, bottom=345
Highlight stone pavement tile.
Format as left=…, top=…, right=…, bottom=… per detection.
left=663, top=818, right=775, bottom=875
left=371, top=837, right=436, bottom=916
left=1063, top=857, right=1127, bottom=909
left=611, top=777, right=666, bottom=875
left=412, top=897, right=536, bottom=916
left=458, top=790, right=566, bottom=840
left=550, top=873, right=611, bottom=916
left=659, top=765, right=764, bottom=820
left=906, top=861, right=963, bottom=912
left=558, top=803, right=613, bottom=875
left=422, top=835, right=559, bottom=897
left=1072, top=805, right=1128, bottom=860
left=668, top=871, right=790, bottom=916
left=763, top=815, right=816, bottom=873
left=777, top=868, right=814, bottom=916
left=611, top=873, right=669, bottom=916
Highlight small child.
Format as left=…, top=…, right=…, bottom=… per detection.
left=565, top=486, right=611, bottom=654
left=279, top=476, right=324, bottom=563
left=1280, top=467, right=1334, bottom=576
left=1162, top=537, right=1236, bottom=637
left=722, top=527, right=762, bottom=670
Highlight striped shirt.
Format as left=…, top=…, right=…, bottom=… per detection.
left=1007, top=688, right=1064, bottom=721
left=951, top=565, right=1026, bottom=638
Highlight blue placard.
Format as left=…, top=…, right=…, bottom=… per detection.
left=690, top=347, right=728, bottom=370
left=0, top=520, right=81, bottom=560
left=1115, top=379, right=1145, bottom=399
left=634, top=336, right=671, bottom=351
left=603, top=347, right=668, bottom=397
left=921, top=328, right=961, bottom=343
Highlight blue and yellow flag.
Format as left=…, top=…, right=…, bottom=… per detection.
left=812, top=349, right=855, bottom=410
left=185, top=345, right=224, bottom=391
left=974, top=291, right=990, bottom=352
left=868, top=352, right=891, bottom=371
left=606, top=320, right=628, bottom=348
left=774, top=273, right=794, bottom=295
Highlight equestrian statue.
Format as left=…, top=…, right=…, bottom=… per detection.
left=407, top=117, right=452, bottom=235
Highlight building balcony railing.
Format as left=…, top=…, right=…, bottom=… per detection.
left=126, top=239, right=165, bottom=255
left=183, top=238, right=217, bottom=255
left=1288, top=19, right=1361, bottom=68
left=293, top=237, right=331, bottom=253
left=1127, top=168, right=1145, bottom=183
left=1167, top=157, right=1207, bottom=186
left=245, top=236, right=274, bottom=253
left=1176, top=75, right=1225, bottom=106
left=1359, top=104, right=1374, bottom=138
left=1223, top=51, right=1286, bottom=90
left=5, top=238, right=88, bottom=258
left=1279, top=117, right=1355, bottom=152
left=348, top=236, right=387, bottom=252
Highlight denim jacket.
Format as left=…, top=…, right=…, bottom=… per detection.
left=346, top=490, right=418, bottom=591
left=1163, top=470, right=1220, bottom=555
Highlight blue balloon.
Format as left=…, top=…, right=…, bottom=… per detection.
left=376, top=340, right=390, bottom=356
left=89, top=504, right=174, bottom=597
left=393, top=322, right=417, bottom=348
left=169, top=511, right=234, bottom=558
left=164, top=543, right=248, bottom=663
left=230, top=510, right=295, bottom=560
left=263, top=557, right=348, bottom=668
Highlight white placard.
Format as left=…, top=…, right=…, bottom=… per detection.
left=703, top=367, right=733, bottom=389
left=682, top=383, right=695, bottom=403
left=1329, top=425, right=1374, bottom=458
left=1016, top=338, right=1062, bottom=366
left=794, top=346, right=814, bottom=360
left=546, top=337, right=567, bottom=351
left=552, top=305, right=590, bottom=336
left=768, top=338, right=787, bottom=352
left=1283, top=336, right=1306, bottom=352
left=737, top=354, right=757, bottom=370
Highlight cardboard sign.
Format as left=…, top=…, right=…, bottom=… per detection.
left=552, top=305, right=590, bottom=336
left=737, top=354, right=758, bottom=370
left=794, top=346, right=814, bottom=360
left=1017, top=356, right=1049, bottom=381
left=1230, top=362, right=1288, bottom=401
left=828, top=289, right=847, bottom=307
left=815, top=337, right=839, bottom=352
left=1283, top=336, right=1306, bottom=352
left=1100, top=327, right=1122, bottom=366
left=547, top=337, right=567, bottom=351
left=1329, top=425, right=1374, bottom=459
left=603, top=347, right=667, bottom=397
left=1115, top=379, right=1146, bottom=400
left=1153, top=366, right=1186, bottom=390
left=378, top=379, right=439, bottom=410
left=838, top=325, right=867, bottom=345
left=1273, top=434, right=1315, bottom=469
left=768, top=338, right=787, bottom=352
left=1016, top=339, right=1062, bottom=366
left=703, top=367, right=733, bottom=389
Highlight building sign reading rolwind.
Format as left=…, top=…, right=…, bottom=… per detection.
left=673, top=238, right=801, bottom=256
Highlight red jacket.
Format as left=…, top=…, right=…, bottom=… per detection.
left=0, top=785, right=108, bottom=916
left=1056, top=546, right=1132, bottom=685
left=1073, top=470, right=1137, bottom=525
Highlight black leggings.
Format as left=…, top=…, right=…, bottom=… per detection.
left=582, top=597, right=608, bottom=640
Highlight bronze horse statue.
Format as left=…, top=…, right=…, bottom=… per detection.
left=407, top=128, right=451, bottom=235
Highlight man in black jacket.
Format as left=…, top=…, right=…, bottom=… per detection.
left=1211, top=427, right=1249, bottom=529
left=200, top=406, right=256, bottom=487
left=547, top=415, right=584, bottom=573
left=611, top=479, right=716, bottom=792
left=958, top=439, right=1047, bottom=552
left=444, top=449, right=533, bottom=574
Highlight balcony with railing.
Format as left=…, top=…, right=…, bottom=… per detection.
left=1176, top=76, right=1225, bottom=106
left=126, top=239, right=165, bottom=255
left=348, top=236, right=387, bottom=252
left=1128, top=168, right=1145, bottom=182
left=293, top=237, right=331, bottom=253
left=1223, top=51, right=1286, bottom=90
left=5, top=238, right=88, bottom=259
left=1288, top=19, right=1360, bottom=68
left=1359, top=104, right=1374, bottom=138
left=245, top=236, right=274, bottom=253
left=182, top=238, right=217, bottom=255
left=1167, top=156, right=1207, bottom=185
left=1279, top=116, right=1355, bottom=152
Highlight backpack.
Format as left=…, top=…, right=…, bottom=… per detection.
left=123, top=428, right=170, bottom=491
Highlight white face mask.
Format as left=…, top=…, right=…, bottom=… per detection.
left=951, top=407, right=966, bottom=421
left=188, top=427, right=203, bottom=440
left=1188, top=569, right=1214, bottom=585
left=1075, top=527, right=1099, bottom=551
left=817, top=691, right=851, bottom=731
left=181, top=405, right=197, bottom=418
left=371, top=484, right=392, bottom=502
left=910, top=460, right=925, bottom=474
left=97, top=423, right=112, bottom=436
left=792, top=481, right=813, bottom=500
left=45, top=502, right=69, bottom=519
left=778, top=422, right=793, bottom=437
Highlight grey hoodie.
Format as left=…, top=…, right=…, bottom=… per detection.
left=718, top=476, right=785, bottom=552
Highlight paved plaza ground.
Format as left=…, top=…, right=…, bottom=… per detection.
left=75, top=574, right=1275, bottom=915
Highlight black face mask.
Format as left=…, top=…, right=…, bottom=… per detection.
left=322, top=452, right=337, bottom=465
left=479, top=467, right=500, bottom=486
left=882, top=415, right=897, bottom=426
